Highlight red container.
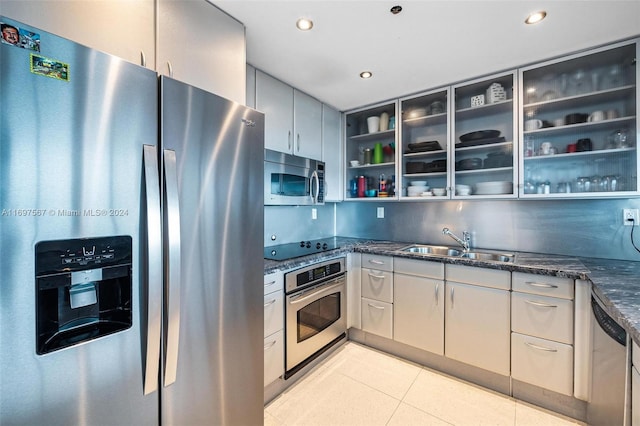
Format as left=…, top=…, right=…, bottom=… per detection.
left=357, top=176, right=366, bottom=197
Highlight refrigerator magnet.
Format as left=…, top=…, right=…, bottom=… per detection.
left=1, top=22, right=40, bottom=51
left=30, top=54, right=69, bottom=82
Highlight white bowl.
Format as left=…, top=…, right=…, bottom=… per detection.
left=432, top=188, right=447, bottom=196
left=407, top=186, right=428, bottom=196
left=350, top=160, right=360, bottom=167
left=410, top=181, right=427, bottom=186
left=456, top=190, right=471, bottom=196
left=455, top=184, right=471, bottom=191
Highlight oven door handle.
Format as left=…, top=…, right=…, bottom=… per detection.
left=289, top=280, right=343, bottom=305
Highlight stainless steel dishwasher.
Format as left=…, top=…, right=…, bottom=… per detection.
left=588, top=292, right=627, bottom=426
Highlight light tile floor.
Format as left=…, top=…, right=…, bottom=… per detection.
left=264, top=342, right=585, bottom=426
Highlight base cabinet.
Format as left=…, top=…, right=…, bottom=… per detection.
left=361, top=297, right=393, bottom=339
left=263, top=271, right=284, bottom=386
left=445, top=281, right=510, bottom=376
left=633, top=341, right=639, bottom=425
left=511, top=332, right=574, bottom=396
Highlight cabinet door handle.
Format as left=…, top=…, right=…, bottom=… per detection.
left=140, top=50, right=146, bottom=67
left=264, top=280, right=277, bottom=288
left=435, top=283, right=439, bottom=306
left=367, top=303, right=385, bottom=310
left=368, top=272, right=385, bottom=279
left=264, top=340, right=277, bottom=350
left=167, top=61, right=173, bottom=78
left=525, top=342, right=558, bottom=352
left=525, top=281, right=558, bottom=289
left=288, top=131, right=292, bottom=150
left=368, top=259, right=385, bottom=265
left=450, top=287, right=454, bottom=307
left=296, top=133, right=301, bottom=152
left=525, top=299, right=557, bottom=308
left=264, top=298, right=277, bottom=307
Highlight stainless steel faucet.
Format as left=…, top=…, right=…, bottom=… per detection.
left=442, top=228, right=471, bottom=251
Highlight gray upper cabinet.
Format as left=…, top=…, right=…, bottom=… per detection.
left=157, top=0, right=246, bottom=104
left=322, top=105, right=343, bottom=201
left=256, top=70, right=322, bottom=160
left=2, top=0, right=155, bottom=68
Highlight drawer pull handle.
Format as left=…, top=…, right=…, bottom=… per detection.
left=435, top=283, right=439, bottom=306
left=368, top=272, right=386, bottom=279
left=264, top=299, right=277, bottom=307
left=264, top=340, right=277, bottom=350
left=525, top=342, right=558, bottom=352
left=524, top=300, right=557, bottom=308
left=264, top=280, right=277, bottom=287
left=525, top=281, right=558, bottom=289
left=368, top=259, right=385, bottom=265
left=367, top=303, right=385, bottom=310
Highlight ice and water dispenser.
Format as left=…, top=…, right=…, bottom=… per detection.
left=35, top=236, right=133, bottom=354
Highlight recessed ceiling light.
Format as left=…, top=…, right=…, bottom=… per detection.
left=360, top=71, right=373, bottom=79
left=296, top=18, right=314, bottom=31
left=390, top=5, right=403, bottom=15
left=525, top=11, right=547, bottom=25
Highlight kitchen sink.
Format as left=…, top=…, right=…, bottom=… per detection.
left=400, top=245, right=515, bottom=263
left=401, top=245, right=462, bottom=257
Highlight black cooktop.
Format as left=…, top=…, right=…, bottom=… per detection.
left=264, top=237, right=341, bottom=261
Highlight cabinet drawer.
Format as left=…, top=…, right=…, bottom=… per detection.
left=264, top=329, right=284, bottom=386
left=264, top=292, right=284, bottom=337
left=512, top=292, right=574, bottom=344
left=264, top=271, right=284, bottom=295
left=394, top=257, right=444, bottom=280
left=445, top=264, right=510, bottom=290
left=361, top=268, right=393, bottom=303
left=361, top=297, right=393, bottom=339
left=511, top=332, right=573, bottom=396
left=362, top=254, right=393, bottom=272
left=512, top=272, right=573, bottom=300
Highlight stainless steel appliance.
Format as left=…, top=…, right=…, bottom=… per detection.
left=588, top=292, right=627, bottom=426
left=0, top=17, right=264, bottom=425
left=265, top=237, right=342, bottom=261
left=264, top=148, right=325, bottom=205
left=285, top=257, right=346, bottom=378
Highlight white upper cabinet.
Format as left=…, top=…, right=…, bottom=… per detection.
left=2, top=0, right=155, bottom=68
left=256, top=70, right=322, bottom=160
left=157, top=0, right=246, bottom=104
left=322, top=104, right=343, bottom=201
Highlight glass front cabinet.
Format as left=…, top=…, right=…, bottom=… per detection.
left=519, top=40, right=638, bottom=198
left=400, top=88, right=450, bottom=199
left=452, top=71, right=518, bottom=199
left=345, top=101, right=398, bottom=200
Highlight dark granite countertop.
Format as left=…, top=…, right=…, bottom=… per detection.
left=264, top=238, right=640, bottom=346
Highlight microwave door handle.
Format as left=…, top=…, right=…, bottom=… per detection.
left=142, top=145, right=162, bottom=396
left=163, top=149, right=181, bottom=387
left=311, top=170, right=319, bottom=203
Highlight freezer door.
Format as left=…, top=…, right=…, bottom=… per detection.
left=160, top=76, right=265, bottom=425
left=0, top=18, right=159, bottom=425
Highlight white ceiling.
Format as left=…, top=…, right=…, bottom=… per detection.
left=214, top=1, right=640, bottom=112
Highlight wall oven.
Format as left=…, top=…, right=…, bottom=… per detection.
left=264, top=149, right=324, bottom=206
left=284, top=257, right=346, bottom=378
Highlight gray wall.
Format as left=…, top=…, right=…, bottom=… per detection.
left=264, top=204, right=335, bottom=246
left=335, top=198, right=640, bottom=261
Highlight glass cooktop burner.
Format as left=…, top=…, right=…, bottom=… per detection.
left=264, top=237, right=340, bottom=261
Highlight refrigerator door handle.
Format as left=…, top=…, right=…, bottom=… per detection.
left=163, top=149, right=181, bottom=387
left=142, top=145, right=162, bottom=395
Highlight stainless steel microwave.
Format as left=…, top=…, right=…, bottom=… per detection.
left=264, top=149, right=325, bottom=205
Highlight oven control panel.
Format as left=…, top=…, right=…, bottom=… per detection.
left=285, top=257, right=345, bottom=294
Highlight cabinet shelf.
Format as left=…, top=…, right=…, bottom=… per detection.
left=524, top=147, right=636, bottom=162
left=523, top=116, right=636, bottom=137
left=404, top=149, right=447, bottom=158
left=349, top=129, right=395, bottom=142
left=403, top=112, right=447, bottom=127
left=349, top=161, right=395, bottom=171
left=455, top=166, right=514, bottom=175
left=523, top=85, right=636, bottom=113
left=404, top=171, right=447, bottom=178
left=455, top=141, right=513, bottom=153
left=456, top=99, right=513, bottom=120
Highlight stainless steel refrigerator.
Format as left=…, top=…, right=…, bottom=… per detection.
left=0, top=17, right=264, bottom=425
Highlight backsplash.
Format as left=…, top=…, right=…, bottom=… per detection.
left=336, top=198, right=640, bottom=261
left=265, top=198, right=640, bottom=261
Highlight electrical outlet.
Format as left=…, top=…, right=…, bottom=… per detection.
left=623, top=208, right=639, bottom=226
left=311, top=208, right=317, bottom=220
left=377, top=207, right=384, bottom=219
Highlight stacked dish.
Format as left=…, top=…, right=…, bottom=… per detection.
left=474, top=181, right=513, bottom=195
left=455, top=184, right=472, bottom=196
left=432, top=188, right=447, bottom=196
left=407, top=183, right=429, bottom=196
